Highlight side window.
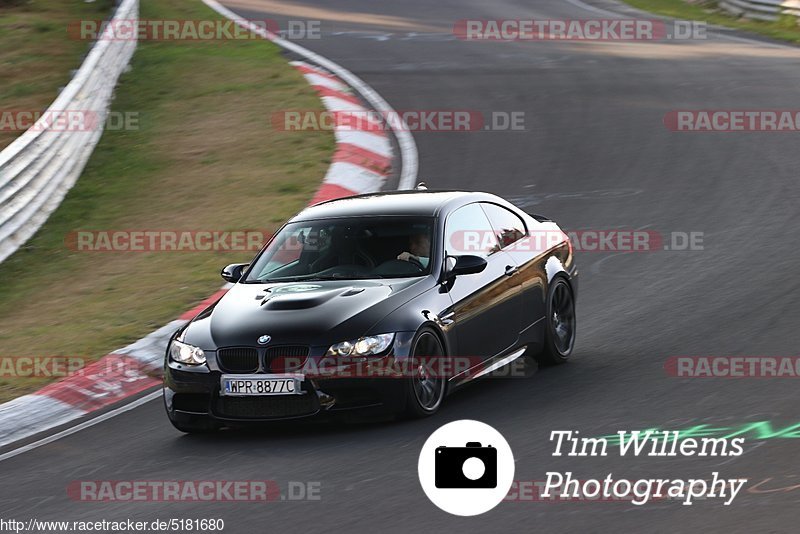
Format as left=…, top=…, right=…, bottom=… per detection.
left=481, top=203, right=527, bottom=249
left=444, top=203, right=499, bottom=258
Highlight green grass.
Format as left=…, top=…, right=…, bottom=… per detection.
left=621, top=0, right=800, bottom=43
left=0, top=0, right=116, bottom=148
left=0, top=0, right=334, bottom=401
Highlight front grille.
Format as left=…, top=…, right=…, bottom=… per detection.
left=214, top=394, right=319, bottom=419
left=217, top=347, right=259, bottom=373
left=264, top=345, right=309, bottom=372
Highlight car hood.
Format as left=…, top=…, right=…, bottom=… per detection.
left=181, top=278, right=430, bottom=349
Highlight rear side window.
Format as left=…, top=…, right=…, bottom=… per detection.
left=444, top=203, right=499, bottom=257
left=480, top=203, right=527, bottom=249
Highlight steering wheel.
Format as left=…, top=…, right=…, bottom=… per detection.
left=374, top=259, right=425, bottom=277
left=407, top=256, right=425, bottom=270
left=316, top=265, right=372, bottom=278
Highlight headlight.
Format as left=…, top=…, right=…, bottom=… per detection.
left=326, top=333, right=395, bottom=358
left=169, top=340, right=206, bottom=365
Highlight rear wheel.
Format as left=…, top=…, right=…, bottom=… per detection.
left=404, top=328, right=447, bottom=417
left=536, top=277, right=576, bottom=365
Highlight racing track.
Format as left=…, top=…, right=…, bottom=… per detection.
left=3, top=0, right=800, bottom=531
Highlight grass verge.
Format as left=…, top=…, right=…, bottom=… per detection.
left=621, top=0, right=800, bottom=43
left=0, top=0, right=116, bottom=149
left=0, top=0, right=334, bottom=402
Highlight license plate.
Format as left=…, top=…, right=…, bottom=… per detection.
left=220, top=374, right=304, bottom=396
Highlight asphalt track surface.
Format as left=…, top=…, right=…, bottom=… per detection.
left=3, top=0, right=800, bottom=531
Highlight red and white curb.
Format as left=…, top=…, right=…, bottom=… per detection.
left=291, top=60, right=393, bottom=204
left=0, top=1, right=418, bottom=450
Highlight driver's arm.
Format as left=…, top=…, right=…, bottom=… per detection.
left=397, top=252, right=429, bottom=268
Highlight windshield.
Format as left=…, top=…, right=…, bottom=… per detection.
left=244, top=217, right=435, bottom=282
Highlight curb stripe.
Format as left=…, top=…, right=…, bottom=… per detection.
left=290, top=62, right=341, bottom=83
left=34, top=353, right=160, bottom=412
left=333, top=143, right=392, bottom=175
left=311, top=86, right=362, bottom=106
left=322, top=162, right=387, bottom=194
left=302, top=73, right=348, bottom=92
left=334, top=130, right=392, bottom=158
left=295, top=60, right=390, bottom=204
left=310, top=183, right=359, bottom=205
left=321, top=97, right=370, bottom=114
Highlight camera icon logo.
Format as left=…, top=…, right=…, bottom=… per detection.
left=435, top=442, right=497, bottom=488
left=418, top=420, right=515, bottom=516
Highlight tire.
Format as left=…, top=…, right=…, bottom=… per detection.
left=403, top=328, right=447, bottom=418
left=536, top=277, right=576, bottom=365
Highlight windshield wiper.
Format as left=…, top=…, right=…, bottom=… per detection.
left=253, top=274, right=384, bottom=283
left=301, top=274, right=385, bottom=281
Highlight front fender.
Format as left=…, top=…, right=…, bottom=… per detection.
left=368, top=285, right=456, bottom=358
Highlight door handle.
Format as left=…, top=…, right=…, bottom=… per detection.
left=504, top=265, right=519, bottom=276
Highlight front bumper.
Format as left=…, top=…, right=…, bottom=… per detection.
left=164, top=333, right=417, bottom=422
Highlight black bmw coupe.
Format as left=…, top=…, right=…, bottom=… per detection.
left=164, top=190, right=577, bottom=432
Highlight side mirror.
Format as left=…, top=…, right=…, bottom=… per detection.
left=445, top=255, right=487, bottom=279
left=221, top=263, right=248, bottom=283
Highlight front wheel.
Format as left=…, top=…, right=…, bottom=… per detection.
left=404, top=328, right=447, bottom=418
left=536, top=277, right=576, bottom=365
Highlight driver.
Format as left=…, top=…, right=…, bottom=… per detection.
left=397, top=232, right=430, bottom=268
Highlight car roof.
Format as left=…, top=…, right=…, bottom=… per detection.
left=291, top=190, right=503, bottom=221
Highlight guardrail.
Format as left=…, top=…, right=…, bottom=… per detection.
left=719, top=0, right=800, bottom=22
left=0, top=0, right=138, bottom=264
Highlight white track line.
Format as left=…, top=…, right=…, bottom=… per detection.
left=0, top=391, right=160, bottom=463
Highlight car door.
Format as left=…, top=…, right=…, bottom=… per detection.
left=480, top=202, right=546, bottom=333
left=442, top=203, right=523, bottom=361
